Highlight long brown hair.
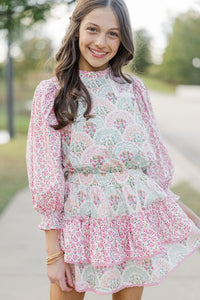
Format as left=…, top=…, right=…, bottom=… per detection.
left=52, top=0, right=134, bottom=130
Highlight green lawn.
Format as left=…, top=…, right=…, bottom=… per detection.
left=172, top=182, right=200, bottom=217
left=0, top=134, right=28, bottom=214
left=0, top=107, right=30, bottom=134
left=123, top=66, right=177, bottom=94
left=138, top=74, right=176, bottom=94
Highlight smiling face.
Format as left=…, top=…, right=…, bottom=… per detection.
left=78, top=7, right=121, bottom=72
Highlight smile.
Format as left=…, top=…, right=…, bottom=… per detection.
left=89, top=48, right=108, bottom=58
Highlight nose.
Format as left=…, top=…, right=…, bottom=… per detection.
left=95, top=33, right=107, bottom=49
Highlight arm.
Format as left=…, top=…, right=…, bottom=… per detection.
left=177, top=200, right=200, bottom=229
left=133, top=77, right=200, bottom=230
left=26, top=80, right=74, bottom=291
left=45, top=229, right=62, bottom=255
left=26, top=79, right=65, bottom=230
left=133, top=76, right=180, bottom=202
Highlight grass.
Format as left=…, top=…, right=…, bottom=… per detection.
left=172, top=182, right=200, bottom=217
left=138, top=74, right=176, bottom=94
left=0, top=103, right=30, bottom=134
left=123, top=66, right=177, bottom=94
left=0, top=134, right=28, bottom=214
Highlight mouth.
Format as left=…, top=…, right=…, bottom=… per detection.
left=89, top=47, right=108, bottom=58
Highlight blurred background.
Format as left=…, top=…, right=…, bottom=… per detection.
left=0, top=0, right=200, bottom=216
left=0, top=1, right=200, bottom=299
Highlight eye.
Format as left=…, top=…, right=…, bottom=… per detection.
left=87, top=26, right=97, bottom=33
left=109, top=31, right=119, bottom=37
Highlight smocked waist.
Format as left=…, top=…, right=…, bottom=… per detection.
left=63, top=164, right=147, bottom=178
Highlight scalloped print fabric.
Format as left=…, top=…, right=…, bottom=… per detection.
left=27, top=67, right=200, bottom=295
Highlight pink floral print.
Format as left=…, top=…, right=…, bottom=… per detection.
left=26, top=67, right=200, bottom=294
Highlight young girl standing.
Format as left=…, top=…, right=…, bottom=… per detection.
left=26, top=0, right=200, bottom=299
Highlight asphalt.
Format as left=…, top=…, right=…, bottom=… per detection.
left=0, top=92, right=200, bottom=300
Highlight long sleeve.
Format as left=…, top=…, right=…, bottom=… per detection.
left=132, top=76, right=180, bottom=202
left=26, top=78, right=65, bottom=230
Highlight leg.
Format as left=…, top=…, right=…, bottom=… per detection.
left=112, top=286, right=144, bottom=300
left=50, top=283, right=85, bottom=300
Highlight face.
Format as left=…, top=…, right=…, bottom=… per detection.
left=78, top=7, right=121, bottom=72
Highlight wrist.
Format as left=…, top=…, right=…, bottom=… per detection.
left=45, top=229, right=61, bottom=256
left=46, top=245, right=62, bottom=256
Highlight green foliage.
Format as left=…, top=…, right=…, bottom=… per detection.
left=130, top=28, right=152, bottom=74
left=0, top=0, right=50, bottom=34
left=15, top=36, right=55, bottom=79
left=160, top=10, right=200, bottom=84
left=0, top=0, right=76, bottom=33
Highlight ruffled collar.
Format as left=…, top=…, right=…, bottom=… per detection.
left=79, top=66, right=111, bottom=79
left=51, top=66, right=112, bottom=88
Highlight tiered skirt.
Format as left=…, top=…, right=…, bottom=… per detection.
left=57, top=168, right=200, bottom=294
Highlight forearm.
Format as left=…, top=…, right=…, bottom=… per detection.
left=177, top=200, right=200, bottom=228
left=45, top=229, right=62, bottom=256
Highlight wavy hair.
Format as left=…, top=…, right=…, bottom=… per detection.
left=52, top=0, right=134, bottom=130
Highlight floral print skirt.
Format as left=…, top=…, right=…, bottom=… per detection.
left=57, top=168, right=200, bottom=295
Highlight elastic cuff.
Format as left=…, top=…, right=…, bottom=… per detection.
left=38, top=212, right=64, bottom=230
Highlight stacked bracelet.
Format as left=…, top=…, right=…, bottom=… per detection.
left=46, top=251, right=64, bottom=265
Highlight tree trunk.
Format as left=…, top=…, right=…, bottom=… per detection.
left=6, top=31, right=15, bottom=138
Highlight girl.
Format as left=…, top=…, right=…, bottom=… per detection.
left=26, top=0, right=200, bottom=299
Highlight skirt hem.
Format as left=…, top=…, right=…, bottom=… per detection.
left=72, top=245, right=200, bottom=295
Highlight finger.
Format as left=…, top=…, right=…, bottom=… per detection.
left=59, top=276, right=73, bottom=292
left=65, top=266, right=75, bottom=288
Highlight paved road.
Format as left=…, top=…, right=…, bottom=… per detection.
left=149, top=91, right=200, bottom=169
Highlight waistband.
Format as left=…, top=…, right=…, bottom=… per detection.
left=64, top=165, right=144, bottom=178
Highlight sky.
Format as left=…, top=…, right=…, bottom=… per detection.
left=0, top=0, right=200, bottom=64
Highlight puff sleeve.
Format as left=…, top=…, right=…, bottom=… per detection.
left=26, top=79, right=65, bottom=230
left=132, top=76, right=180, bottom=202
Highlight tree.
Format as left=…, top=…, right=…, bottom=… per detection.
left=15, top=36, right=54, bottom=79
left=0, top=0, right=76, bottom=138
left=160, top=10, right=200, bottom=85
left=130, top=28, right=152, bottom=74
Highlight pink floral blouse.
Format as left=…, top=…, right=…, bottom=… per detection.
left=26, top=70, right=179, bottom=230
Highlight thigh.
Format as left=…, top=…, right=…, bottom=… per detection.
left=50, top=283, right=85, bottom=300
left=112, top=286, right=144, bottom=300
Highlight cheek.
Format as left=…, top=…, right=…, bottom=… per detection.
left=111, top=40, right=120, bottom=54
left=79, top=33, right=92, bottom=49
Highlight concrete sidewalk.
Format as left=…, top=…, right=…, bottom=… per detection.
left=0, top=141, right=200, bottom=300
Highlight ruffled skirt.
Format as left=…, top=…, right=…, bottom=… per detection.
left=58, top=168, right=200, bottom=294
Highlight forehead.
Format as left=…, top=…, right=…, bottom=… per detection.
left=80, top=7, right=119, bottom=29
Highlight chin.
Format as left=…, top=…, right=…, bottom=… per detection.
left=88, top=60, right=110, bottom=70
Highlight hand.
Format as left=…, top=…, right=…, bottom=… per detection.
left=190, top=215, right=200, bottom=229
left=178, top=201, right=200, bottom=230
left=47, top=257, right=75, bottom=292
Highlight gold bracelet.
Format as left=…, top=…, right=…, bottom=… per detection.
left=46, top=254, right=64, bottom=265
left=46, top=251, right=64, bottom=265
left=46, top=253, right=64, bottom=265
left=46, top=251, right=64, bottom=260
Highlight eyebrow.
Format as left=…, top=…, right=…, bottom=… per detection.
left=85, top=22, right=119, bottom=30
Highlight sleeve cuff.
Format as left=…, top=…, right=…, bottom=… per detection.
left=38, top=211, right=64, bottom=230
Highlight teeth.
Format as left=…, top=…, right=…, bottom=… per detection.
left=90, top=49, right=106, bottom=56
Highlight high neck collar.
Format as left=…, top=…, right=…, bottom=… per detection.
left=79, top=66, right=111, bottom=79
